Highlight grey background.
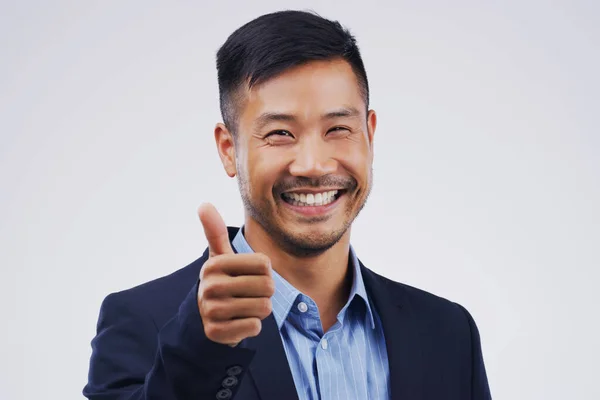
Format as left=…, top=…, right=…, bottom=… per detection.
left=1, top=1, right=599, bottom=399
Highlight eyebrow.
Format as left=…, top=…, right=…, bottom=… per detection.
left=322, top=107, right=361, bottom=119
left=254, top=106, right=361, bottom=132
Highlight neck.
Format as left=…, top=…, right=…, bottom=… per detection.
left=243, top=218, right=353, bottom=329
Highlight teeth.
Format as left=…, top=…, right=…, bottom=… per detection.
left=283, top=190, right=339, bottom=207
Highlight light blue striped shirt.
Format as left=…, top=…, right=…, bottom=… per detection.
left=232, top=228, right=390, bottom=400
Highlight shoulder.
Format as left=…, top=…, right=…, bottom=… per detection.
left=365, top=267, right=475, bottom=332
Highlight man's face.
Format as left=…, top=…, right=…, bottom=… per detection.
left=229, top=59, right=376, bottom=256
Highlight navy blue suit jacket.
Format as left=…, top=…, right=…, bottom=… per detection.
left=84, top=227, right=491, bottom=399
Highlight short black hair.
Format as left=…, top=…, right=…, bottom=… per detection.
left=216, top=10, right=369, bottom=134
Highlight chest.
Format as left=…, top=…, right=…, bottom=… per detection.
left=277, top=309, right=391, bottom=400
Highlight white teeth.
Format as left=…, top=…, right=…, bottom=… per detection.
left=314, top=193, right=323, bottom=205
left=283, top=190, right=340, bottom=206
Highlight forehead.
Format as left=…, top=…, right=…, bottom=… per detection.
left=240, top=59, right=366, bottom=125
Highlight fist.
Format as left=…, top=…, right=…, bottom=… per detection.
left=197, top=203, right=275, bottom=347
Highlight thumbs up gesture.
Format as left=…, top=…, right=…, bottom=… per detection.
left=197, top=203, right=275, bottom=347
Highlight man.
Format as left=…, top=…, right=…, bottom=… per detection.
left=84, top=10, right=491, bottom=400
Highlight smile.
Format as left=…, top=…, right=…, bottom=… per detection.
left=281, top=190, right=342, bottom=207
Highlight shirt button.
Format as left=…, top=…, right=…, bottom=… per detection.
left=321, top=338, right=328, bottom=350
left=297, top=302, right=308, bottom=313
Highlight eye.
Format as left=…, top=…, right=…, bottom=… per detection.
left=263, top=129, right=295, bottom=145
left=327, top=126, right=350, bottom=134
left=265, top=130, right=294, bottom=138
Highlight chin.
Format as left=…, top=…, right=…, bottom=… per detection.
left=277, top=223, right=349, bottom=257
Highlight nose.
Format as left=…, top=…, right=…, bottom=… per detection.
left=288, top=135, right=337, bottom=178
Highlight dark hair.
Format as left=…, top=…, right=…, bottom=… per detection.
left=216, top=10, right=369, bottom=134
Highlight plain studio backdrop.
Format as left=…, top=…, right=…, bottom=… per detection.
left=1, top=1, right=598, bottom=399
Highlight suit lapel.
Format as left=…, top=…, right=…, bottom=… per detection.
left=243, top=314, right=299, bottom=400
left=361, top=262, right=424, bottom=400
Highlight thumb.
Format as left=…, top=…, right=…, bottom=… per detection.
left=198, top=203, right=234, bottom=257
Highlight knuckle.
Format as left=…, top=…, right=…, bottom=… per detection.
left=203, top=255, right=227, bottom=275
left=198, top=297, right=208, bottom=316
left=264, top=278, right=276, bottom=296
left=197, top=283, right=208, bottom=300
left=200, top=283, right=213, bottom=298
left=202, top=281, right=223, bottom=298
left=200, top=259, right=215, bottom=279
left=204, top=323, right=222, bottom=341
left=256, top=253, right=271, bottom=273
left=247, top=318, right=262, bottom=337
left=258, top=298, right=272, bottom=318
left=204, top=303, right=223, bottom=320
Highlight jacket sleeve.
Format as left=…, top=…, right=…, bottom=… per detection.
left=456, top=303, right=492, bottom=400
left=83, top=282, right=255, bottom=399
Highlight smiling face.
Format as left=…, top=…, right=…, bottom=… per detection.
left=216, top=59, right=376, bottom=257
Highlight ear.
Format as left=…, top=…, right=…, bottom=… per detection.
left=366, top=109, right=377, bottom=149
left=214, top=123, right=237, bottom=177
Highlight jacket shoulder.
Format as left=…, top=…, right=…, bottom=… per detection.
left=367, top=268, right=472, bottom=327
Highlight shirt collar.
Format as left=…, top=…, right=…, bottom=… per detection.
left=232, top=227, right=375, bottom=330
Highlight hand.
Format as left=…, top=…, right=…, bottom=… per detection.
left=197, top=203, right=275, bottom=347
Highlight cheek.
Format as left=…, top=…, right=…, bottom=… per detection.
left=334, top=140, right=372, bottom=182
left=246, top=150, right=284, bottom=197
